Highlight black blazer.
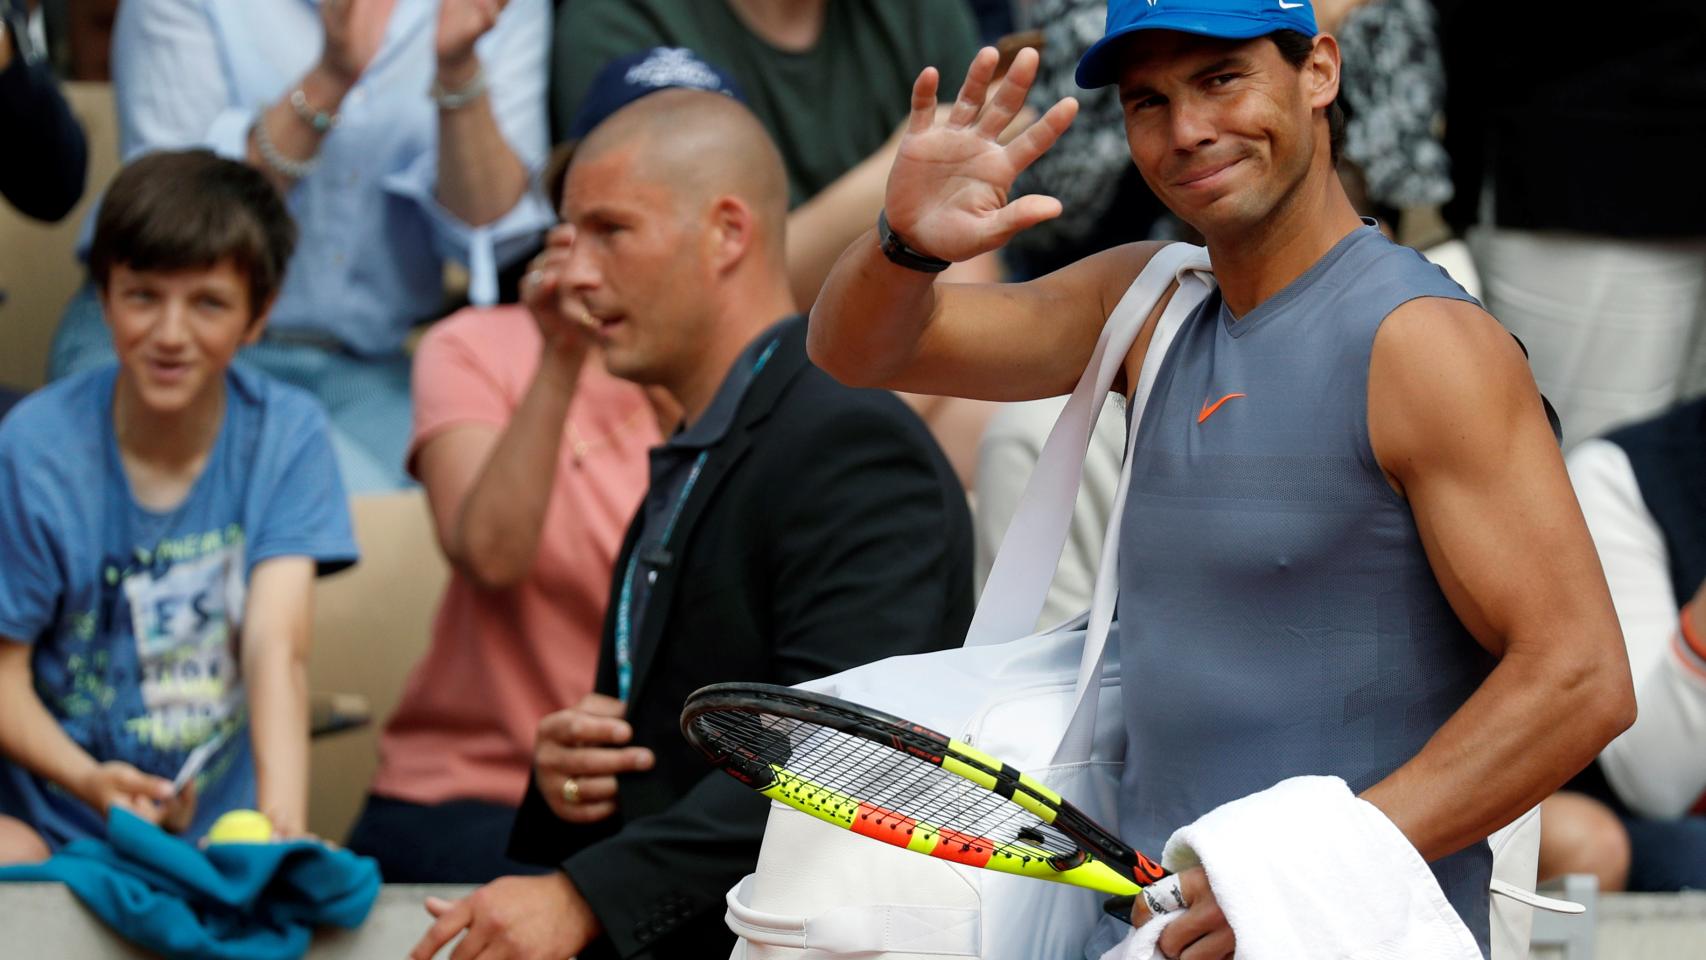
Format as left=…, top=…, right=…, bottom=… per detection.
left=509, top=316, right=975, bottom=959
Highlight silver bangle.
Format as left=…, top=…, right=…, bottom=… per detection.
left=252, top=115, right=316, bottom=181
left=430, top=66, right=488, bottom=110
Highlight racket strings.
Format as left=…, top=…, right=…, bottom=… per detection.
left=693, top=710, right=1079, bottom=861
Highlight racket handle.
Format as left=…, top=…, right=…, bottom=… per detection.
left=1102, top=872, right=1186, bottom=926
left=1102, top=895, right=1139, bottom=926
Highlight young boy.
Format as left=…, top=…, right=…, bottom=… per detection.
left=0, top=150, right=357, bottom=861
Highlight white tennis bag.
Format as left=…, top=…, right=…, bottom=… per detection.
left=724, top=243, right=1214, bottom=960
left=724, top=243, right=1550, bottom=959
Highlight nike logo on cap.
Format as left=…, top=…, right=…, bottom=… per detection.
left=1278, top=0, right=1306, bottom=8
left=1197, top=393, right=1246, bottom=424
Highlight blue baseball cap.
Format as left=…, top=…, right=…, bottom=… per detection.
left=1075, top=0, right=1318, bottom=89
left=567, top=47, right=747, bottom=141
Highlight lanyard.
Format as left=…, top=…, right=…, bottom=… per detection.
left=614, top=336, right=781, bottom=702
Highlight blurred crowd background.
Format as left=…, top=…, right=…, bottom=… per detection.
left=1, top=0, right=1704, bottom=926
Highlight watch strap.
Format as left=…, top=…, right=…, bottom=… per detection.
left=877, top=210, right=951, bottom=274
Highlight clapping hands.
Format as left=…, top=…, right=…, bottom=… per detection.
left=317, top=0, right=396, bottom=85
left=437, top=0, right=508, bottom=72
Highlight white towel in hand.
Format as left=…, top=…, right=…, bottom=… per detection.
left=1099, top=776, right=1483, bottom=960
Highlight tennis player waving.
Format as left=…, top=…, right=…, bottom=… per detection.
left=808, top=1, right=1634, bottom=956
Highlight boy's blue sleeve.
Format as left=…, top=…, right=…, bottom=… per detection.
left=246, top=398, right=359, bottom=577
left=0, top=429, right=65, bottom=643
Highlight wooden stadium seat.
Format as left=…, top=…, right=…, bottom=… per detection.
left=308, top=489, right=447, bottom=843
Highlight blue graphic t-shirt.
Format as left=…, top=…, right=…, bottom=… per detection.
left=0, top=364, right=358, bottom=848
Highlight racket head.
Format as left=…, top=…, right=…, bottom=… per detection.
left=680, top=681, right=1167, bottom=895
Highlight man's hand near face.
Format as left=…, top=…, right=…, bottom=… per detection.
left=533, top=692, right=655, bottom=824
left=522, top=224, right=601, bottom=376
left=410, top=872, right=599, bottom=960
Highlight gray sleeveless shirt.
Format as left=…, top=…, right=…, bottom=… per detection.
left=1107, top=225, right=1497, bottom=955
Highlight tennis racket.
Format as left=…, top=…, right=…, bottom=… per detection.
left=680, top=682, right=1181, bottom=922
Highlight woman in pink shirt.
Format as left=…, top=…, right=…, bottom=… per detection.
left=347, top=277, right=666, bottom=881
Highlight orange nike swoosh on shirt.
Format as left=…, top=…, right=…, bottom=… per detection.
left=1197, top=393, right=1246, bottom=423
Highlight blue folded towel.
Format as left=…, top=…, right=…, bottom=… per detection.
left=0, top=809, right=381, bottom=960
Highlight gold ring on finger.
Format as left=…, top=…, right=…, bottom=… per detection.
left=560, top=777, right=581, bottom=805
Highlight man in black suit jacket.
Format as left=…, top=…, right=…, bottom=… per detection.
left=409, top=85, right=974, bottom=960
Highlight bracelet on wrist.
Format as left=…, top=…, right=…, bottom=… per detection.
left=876, top=210, right=952, bottom=274
left=431, top=65, right=489, bottom=110
left=288, top=87, right=340, bottom=134
left=253, top=114, right=317, bottom=181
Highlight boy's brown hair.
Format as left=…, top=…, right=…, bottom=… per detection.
left=89, top=150, right=297, bottom=319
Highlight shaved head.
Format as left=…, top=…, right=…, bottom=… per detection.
left=557, top=89, right=799, bottom=420
left=574, top=89, right=790, bottom=260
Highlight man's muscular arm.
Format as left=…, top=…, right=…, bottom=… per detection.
left=808, top=47, right=1147, bottom=402
left=1362, top=296, right=1636, bottom=861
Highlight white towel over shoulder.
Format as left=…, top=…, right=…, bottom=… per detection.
left=1100, top=776, right=1482, bottom=960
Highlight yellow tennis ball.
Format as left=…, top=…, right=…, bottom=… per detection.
left=206, top=809, right=274, bottom=844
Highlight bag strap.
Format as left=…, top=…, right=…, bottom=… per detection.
left=1053, top=249, right=1215, bottom=765
left=967, top=242, right=1213, bottom=646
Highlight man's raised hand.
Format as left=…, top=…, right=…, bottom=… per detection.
left=522, top=226, right=600, bottom=369
left=884, top=46, right=1078, bottom=264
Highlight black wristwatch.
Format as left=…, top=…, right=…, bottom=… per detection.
left=876, top=210, right=951, bottom=274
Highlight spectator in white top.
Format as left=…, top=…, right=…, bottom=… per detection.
left=46, top=0, right=554, bottom=491
left=1547, top=398, right=1706, bottom=892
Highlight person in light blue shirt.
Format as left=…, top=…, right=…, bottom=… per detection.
left=48, top=0, right=555, bottom=492
left=0, top=150, right=358, bottom=861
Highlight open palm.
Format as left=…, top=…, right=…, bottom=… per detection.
left=885, top=47, right=1079, bottom=264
